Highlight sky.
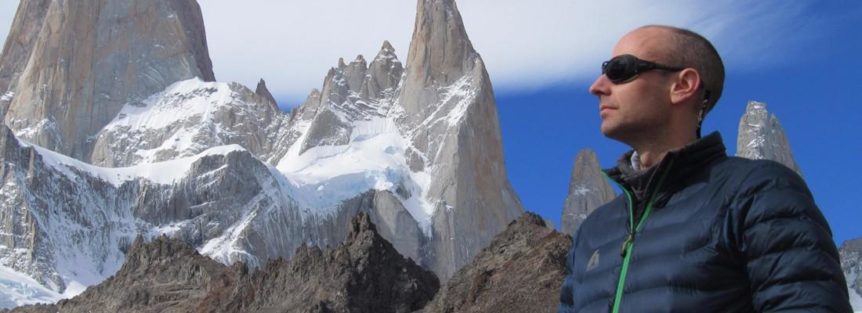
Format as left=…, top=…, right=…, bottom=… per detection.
left=0, top=1, right=860, bottom=244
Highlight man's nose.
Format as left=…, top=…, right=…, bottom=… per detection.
left=589, top=75, right=610, bottom=96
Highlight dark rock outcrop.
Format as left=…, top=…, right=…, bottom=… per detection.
left=6, top=213, right=439, bottom=313
left=422, top=213, right=572, bottom=313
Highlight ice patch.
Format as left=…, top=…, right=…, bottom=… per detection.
left=23, top=141, right=246, bottom=187
left=572, top=184, right=591, bottom=196
left=0, top=91, right=13, bottom=102
left=276, top=116, right=435, bottom=235
left=0, top=265, right=60, bottom=309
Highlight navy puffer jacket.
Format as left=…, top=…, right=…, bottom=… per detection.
left=558, top=132, right=851, bottom=313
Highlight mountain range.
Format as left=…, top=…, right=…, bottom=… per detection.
left=0, top=0, right=521, bottom=307
left=0, top=0, right=858, bottom=311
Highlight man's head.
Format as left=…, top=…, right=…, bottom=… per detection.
left=590, top=25, right=724, bottom=147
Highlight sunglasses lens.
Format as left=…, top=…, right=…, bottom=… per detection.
left=602, top=55, right=635, bottom=83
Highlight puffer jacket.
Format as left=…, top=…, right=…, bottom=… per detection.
left=558, top=132, right=851, bottom=313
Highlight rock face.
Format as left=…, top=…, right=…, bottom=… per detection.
left=0, top=0, right=524, bottom=306
left=422, top=213, right=572, bottom=313
left=560, top=149, right=615, bottom=235
left=840, top=238, right=862, bottom=312
left=5, top=213, right=440, bottom=313
left=397, top=0, right=523, bottom=280
left=0, top=0, right=51, bottom=119
left=254, top=78, right=278, bottom=108
left=1, top=0, right=215, bottom=160
left=736, top=101, right=801, bottom=175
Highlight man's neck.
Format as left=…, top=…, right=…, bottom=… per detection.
left=634, top=149, right=668, bottom=169
left=632, top=133, right=697, bottom=169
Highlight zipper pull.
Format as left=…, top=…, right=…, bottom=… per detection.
left=620, top=233, right=634, bottom=257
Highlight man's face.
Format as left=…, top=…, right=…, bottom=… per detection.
left=589, top=28, right=675, bottom=144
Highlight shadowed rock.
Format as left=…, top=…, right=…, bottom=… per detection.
left=255, top=78, right=279, bottom=108
left=5, top=213, right=439, bottom=313
left=422, top=212, right=572, bottom=313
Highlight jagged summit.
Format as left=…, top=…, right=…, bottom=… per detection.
left=254, top=78, right=278, bottom=108
left=405, top=0, right=477, bottom=85
left=736, top=101, right=802, bottom=175
left=560, top=149, right=616, bottom=235
left=399, top=0, right=479, bottom=122
left=1, top=0, right=215, bottom=160
left=381, top=40, right=396, bottom=54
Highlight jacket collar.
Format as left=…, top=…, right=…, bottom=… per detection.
left=604, top=131, right=728, bottom=205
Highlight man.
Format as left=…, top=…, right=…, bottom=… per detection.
left=558, top=25, right=852, bottom=313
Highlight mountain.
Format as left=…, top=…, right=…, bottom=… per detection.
left=4, top=213, right=440, bottom=313
left=422, top=213, right=571, bottom=313
left=736, top=101, right=801, bottom=175
left=559, top=149, right=615, bottom=235
left=841, top=238, right=862, bottom=312
left=0, top=0, right=523, bottom=307
left=395, top=0, right=523, bottom=279
left=0, top=0, right=215, bottom=161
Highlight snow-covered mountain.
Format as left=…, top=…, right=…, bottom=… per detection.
left=0, top=0, right=214, bottom=160
left=0, top=0, right=523, bottom=308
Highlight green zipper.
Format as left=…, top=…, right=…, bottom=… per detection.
left=609, top=160, right=673, bottom=313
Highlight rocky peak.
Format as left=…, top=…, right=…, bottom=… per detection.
left=1, top=0, right=215, bottom=160
left=389, top=0, right=523, bottom=280
left=254, top=78, right=278, bottom=108
left=348, top=211, right=378, bottom=241
left=399, top=0, right=478, bottom=120
left=561, top=149, right=616, bottom=235
left=406, top=0, right=476, bottom=84
left=344, top=55, right=369, bottom=92
left=380, top=40, right=396, bottom=57
left=421, top=212, right=571, bottom=313
left=736, top=101, right=802, bottom=175
left=296, top=47, right=403, bottom=155
left=362, top=41, right=404, bottom=100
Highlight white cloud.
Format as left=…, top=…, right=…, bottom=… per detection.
left=0, top=0, right=820, bottom=106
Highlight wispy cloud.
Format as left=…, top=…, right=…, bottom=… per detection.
left=0, top=1, right=833, bottom=105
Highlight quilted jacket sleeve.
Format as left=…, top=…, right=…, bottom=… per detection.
left=735, top=161, right=852, bottom=312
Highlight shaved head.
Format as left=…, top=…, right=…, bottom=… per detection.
left=638, top=25, right=725, bottom=115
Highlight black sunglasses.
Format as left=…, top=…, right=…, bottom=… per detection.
left=601, top=54, right=686, bottom=84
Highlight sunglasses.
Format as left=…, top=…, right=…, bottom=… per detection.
left=601, top=54, right=686, bottom=84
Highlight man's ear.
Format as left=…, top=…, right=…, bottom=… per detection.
left=670, top=68, right=701, bottom=106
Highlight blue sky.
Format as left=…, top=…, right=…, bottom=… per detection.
left=495, top=2, right=862, bottom=245
left=1, top=1, right=859, bottom=244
